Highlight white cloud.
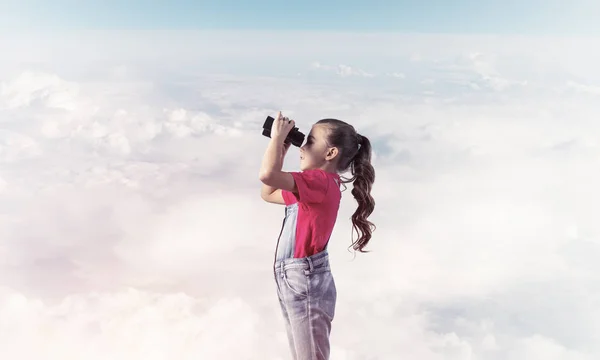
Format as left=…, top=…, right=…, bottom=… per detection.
left=311, top=61, right=374, bottom=77
left=507, top=335, right=594, bottom=360
left=566, top=80, right=600, bottom=96
left=468, top=52, right=528, bottom=91
left=387, top=72, right=406, bottom=79
left=163, top=108, right=242, bottom=138
left=0, top=30, right=598, bottom=359
left=434, top=51, right=529, bottom=91
left=0, top=130, right=42, bottom=163
left=0, top=71, right=80, bottom=110
left=0, top=287, right=285, bottom=360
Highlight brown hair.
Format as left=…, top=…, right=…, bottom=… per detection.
left=316, top=119, right=376, bottom=253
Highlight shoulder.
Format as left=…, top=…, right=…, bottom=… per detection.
left=293, top=169, right=331, bottom=192
left=284, top=169, right=332, bottom=205
left=297, top=168, right=328, bottom=181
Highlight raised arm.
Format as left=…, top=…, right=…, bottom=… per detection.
left=259, top=113, right=298, bottom=200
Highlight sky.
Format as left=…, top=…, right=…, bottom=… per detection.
left=0, top=0, right=599, bottom=34
left=1, top=2, right=600, bottom=360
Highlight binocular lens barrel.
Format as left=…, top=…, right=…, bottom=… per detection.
left=262, top=116, right=305, bottom=147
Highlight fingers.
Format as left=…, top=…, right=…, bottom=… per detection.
left=283, top=116, right=295, bottom=127
left=278, top=113, right=295, bottom=127
left=276, top=112, right=292, bottom=124
left=273, top=112, right=295, bottom=140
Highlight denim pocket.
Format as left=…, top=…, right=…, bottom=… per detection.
left=283, top=268, right=308, bottom=298
left=307, top=268, right=337, bottom=321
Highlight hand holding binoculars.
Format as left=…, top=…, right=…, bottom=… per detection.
left=262, top=115, right=305, bottom=147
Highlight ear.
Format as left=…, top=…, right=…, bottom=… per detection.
left=325, top=147, right=339, bottom=161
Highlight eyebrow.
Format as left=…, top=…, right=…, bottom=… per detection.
left=308, top=135, right=315, bottom=140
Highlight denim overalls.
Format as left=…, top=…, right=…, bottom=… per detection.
left=273, top=202, right=337, bottom=360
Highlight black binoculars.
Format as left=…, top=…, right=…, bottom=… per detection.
left=262, top=115, right=305, bottom=147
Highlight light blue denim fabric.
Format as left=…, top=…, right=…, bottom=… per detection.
left=275, top=203, right=299, bottom=262
left=274, top=203, right=337, bottom=360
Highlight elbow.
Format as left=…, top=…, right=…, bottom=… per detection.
left=260, top=189, right=271, bottom=202
left=259, top=171, right=273, bottom=184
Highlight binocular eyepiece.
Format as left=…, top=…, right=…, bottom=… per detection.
left=262, top=116, right=305, bottom=147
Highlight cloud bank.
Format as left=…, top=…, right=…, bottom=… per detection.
left=0, top=31, right=599, bottom=359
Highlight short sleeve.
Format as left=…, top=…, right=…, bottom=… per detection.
left=282, top=169, right=329, bottom=205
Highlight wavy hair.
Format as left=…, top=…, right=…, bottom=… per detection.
left=316, top=119, right=376, bottom=253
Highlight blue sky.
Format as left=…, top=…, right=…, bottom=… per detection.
left=1, top=0, right=598, bottom=34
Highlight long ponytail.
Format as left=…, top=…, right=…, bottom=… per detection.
left=348, top=134, right=376, bottom=252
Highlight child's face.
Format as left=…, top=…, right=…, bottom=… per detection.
left=299, top=124, right=329, bottom=171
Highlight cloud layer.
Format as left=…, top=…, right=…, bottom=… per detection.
left=0, top=31, right=599, bottom=359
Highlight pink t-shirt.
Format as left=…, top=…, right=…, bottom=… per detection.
left=281, top=169, right=342, bottom=258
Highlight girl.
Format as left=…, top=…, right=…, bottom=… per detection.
left=259, top=111, right=376, bottom=360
